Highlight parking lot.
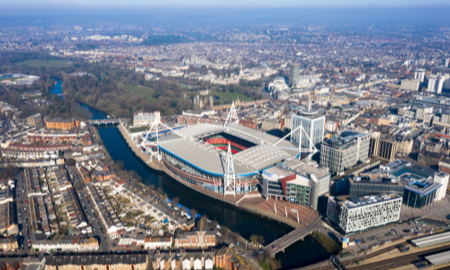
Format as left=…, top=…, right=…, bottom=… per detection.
left=346, top=219, right=437, bottom=254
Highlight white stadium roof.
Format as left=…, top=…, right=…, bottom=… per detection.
left=158, top=123, right=298, bottom=176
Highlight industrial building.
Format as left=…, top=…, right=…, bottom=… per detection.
left=261, top=159, right=330, bottom=210
left=320, top=131, right=370, bottom=173
left=327, top=193, right=402, bottom=234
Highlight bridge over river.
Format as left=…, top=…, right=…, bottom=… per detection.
left=265, top=216, right=323, bottom=256
left=89, top=118, right=129, bottom=125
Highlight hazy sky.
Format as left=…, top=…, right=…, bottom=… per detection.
left=3, top=0, right=450, bottom=8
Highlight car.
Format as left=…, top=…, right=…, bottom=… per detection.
left=25, top=200, right=28, bottom=203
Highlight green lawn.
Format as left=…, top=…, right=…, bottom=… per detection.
left=0, top=76, right=23, bottom=82
left=18, top=59, right=72, bottom=68
left=212, top=90, right=253, bottom=104
left=122, top=84, right=157, bottom=102
left=129, top=126, right=149, bottom=133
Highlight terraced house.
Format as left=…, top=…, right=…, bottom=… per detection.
left=45, top=253, right=148, bottom=270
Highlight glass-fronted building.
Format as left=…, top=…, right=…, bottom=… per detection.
left=291, top=110, right=325, bottom=151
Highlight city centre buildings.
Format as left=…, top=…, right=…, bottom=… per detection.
left=327, top=194, right=402, bottom=234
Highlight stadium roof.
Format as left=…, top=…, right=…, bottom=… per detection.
left=157, top=123, right=298, bottom=176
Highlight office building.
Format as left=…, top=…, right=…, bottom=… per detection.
left=347, top=174, right=405, bottom=197
left=369, top=132, right=413, bottom=162
left=26, top=113, right=44, bottom=129
left=320, top=131, right=370, bottom=173
left=133, top=111, right=161, bottom=126
left=291, top=108, right=325, bottom=152
left=261, top=159, right=330, bottom=210
left=327, top=194, right=402, bottom=234
left=445, top=58, right=450, bottom=67
left=289, top=63, right=300, bottom=86
left=373, top=159, right=449, bottom=209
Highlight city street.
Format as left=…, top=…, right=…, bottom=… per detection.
left=16, top=171, right=31, bottom=254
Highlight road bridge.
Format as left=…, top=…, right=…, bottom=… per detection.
left=89, top=118, right=129, bottom=125
left=265, top=216, right=322, bottom=256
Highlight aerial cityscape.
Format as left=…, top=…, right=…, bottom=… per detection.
left=1, top=1, right=450, bottom=270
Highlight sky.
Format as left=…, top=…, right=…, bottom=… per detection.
left=2, top=0, right=450, bottom=9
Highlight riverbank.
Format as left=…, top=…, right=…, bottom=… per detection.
left=116, top=122, right=314, bottom=230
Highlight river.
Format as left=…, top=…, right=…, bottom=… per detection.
left=54, top=79, right=332, bottom=269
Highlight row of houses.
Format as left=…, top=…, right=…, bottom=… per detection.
left=31, top=234, right=99, bottom=252
left=152, top=248, right=248, bottom=270
left=87, top=184, right=125, bottom=239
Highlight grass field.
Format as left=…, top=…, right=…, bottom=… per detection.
left=0, top=77, right=23, bottom=82
left=212, top=90, right=253, bottom=104
left=122, top=84, right=157, bottom=102
left=18, top=59, right=72, bottom=68
left=129, top=126, right=149, bottom=133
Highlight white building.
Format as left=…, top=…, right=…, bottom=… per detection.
left=433, top=172, right=449, bottom=201
left=327, top=194, right=402, bottom=234
left=133, top=111, right=161, bottom=126
left=291, top=109, right=325, bottom=152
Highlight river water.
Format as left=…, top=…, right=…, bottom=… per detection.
left=55, top=79, right=332, bottom=269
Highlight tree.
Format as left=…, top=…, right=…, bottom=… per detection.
left=250, top=234, right=258, bottom=245
left=156, top=187, right=164, bottom=194
left=190, top=208, right=198, bottom=218
left=172, top=197, right=180, bottom=205
left=257, top=235, right=265, bottom=245
left=116, top=160, right=125, bottom=170
left=149, top=184, right=155, bottom=191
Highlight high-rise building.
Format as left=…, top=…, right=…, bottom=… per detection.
left=291, top=109, right=325, bottom=152
left=327, top=194, right=402, bottom=234
left=289, top=63, right=300, bottom=86
left=414, top=69, right=426, bottom=83
left=445, top=58, right=450, bottom=67
left=428, top=75, right=438, bottom=92
left=437, top=74, right=450, bottom=94
left=320, top=131, right=370, bottom=173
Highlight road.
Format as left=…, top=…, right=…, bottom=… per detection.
left=266, top=216, right=322, bottom=256
left=16, top=171, right=31, bottom=254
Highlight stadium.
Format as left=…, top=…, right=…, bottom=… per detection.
left=140, top=121, right=300, bottom=196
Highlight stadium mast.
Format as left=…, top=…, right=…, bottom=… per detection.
left=224, top=101, right=239, bottom=127
left=224, top=142, right=236, bottom=196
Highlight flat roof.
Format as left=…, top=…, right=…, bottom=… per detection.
left=334, top=193, right=401, bottom=209
left=426, top=250, right=450, bottom=265
left=411, top=231, right=450, bottom=248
